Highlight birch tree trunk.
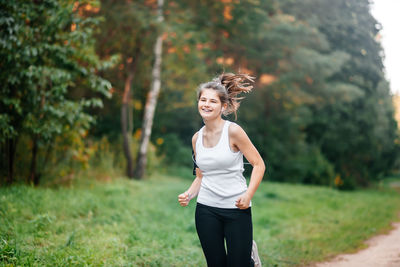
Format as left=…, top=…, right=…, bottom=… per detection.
left=134, top=0, right=164, bottom=179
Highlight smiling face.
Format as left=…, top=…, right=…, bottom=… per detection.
left=198, top=89, right=227, bottom=120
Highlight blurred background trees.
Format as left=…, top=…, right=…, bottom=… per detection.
left=1, top=0, right=398, bottom=189
left=0, top=0, right=114, bottom=185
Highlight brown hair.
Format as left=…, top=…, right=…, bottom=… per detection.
left=197, top=73, right=255, bottom=120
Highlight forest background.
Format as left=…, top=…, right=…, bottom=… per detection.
left=1, top=0, right=399, bottom=189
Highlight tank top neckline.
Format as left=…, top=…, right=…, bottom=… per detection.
left=200, top=120, right=228, bottom=150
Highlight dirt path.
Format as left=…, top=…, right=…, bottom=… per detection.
left=315, top=222, right=400, bottom=267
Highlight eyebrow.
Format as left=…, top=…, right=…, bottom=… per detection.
left=200, top=96, right=219, bottom=101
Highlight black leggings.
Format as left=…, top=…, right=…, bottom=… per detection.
left=195, top=203, right=253, bottom=267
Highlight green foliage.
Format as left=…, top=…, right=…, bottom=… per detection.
left=27, top=134, right=163, bottom=186
left=154, top=0, right=398, bottom=186
left=1, top=0, right=111, bottom=141
left=237, top=9, right=349, bottom=184
left=0, top=0, right=115, bottom=184
left=156, top=133, right=193, bottom=167
left=284, top=0, right=399, bottom=185
left=1, top=0, right=398, bottom=187
left=92, top=0, right=156, bottom=137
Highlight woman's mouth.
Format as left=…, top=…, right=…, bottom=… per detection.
left=202, top=108, right=212, bottom=113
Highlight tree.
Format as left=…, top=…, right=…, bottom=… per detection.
left=134, top=0, right=165, bottom=179
left=95, top=0, right=155, bottom=178
left=0, top=0, right=112, bottom=185
left=88, top=0, right=398, bottom=187
left=281, top=0, right=398, bottom=186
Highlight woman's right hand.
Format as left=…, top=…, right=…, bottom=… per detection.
left=178, top=192, right=190, bottom=207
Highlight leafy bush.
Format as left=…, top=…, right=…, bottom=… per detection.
left=156, top=133, right=193, bottom=168
left=301, top=146, right=335, bottom=185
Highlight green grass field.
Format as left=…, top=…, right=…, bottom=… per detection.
left=1, top=173, right=400, bottom=266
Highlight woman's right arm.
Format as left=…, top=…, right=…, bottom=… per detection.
left=178, top=132, right=203, bottom=207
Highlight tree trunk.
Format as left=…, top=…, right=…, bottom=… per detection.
left=0, top=142, right=4, bottom=185
left=1, top=142, right=5, bottom=185
left=134, top=0, right=164, bottom=179
left=29, top=135, right=40, bottom=186
left=39, top=141, right=53, bottom=182
left=120, top=33, right=143, bottom=179
left=4, top=138, right=16, bottom=185
left=28, top=85, right=47, bottom=186
left=121, top=72, right=135, bottom=178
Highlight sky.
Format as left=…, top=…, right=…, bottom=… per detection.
left=370, top=0, right=400, bottom=94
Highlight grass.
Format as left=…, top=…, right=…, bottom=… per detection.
left=378, top=175, right=400, bottom=192
left=1, top=172, right=400, bottom=266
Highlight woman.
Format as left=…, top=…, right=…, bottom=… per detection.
left=178, top=73, right=265, bottom=267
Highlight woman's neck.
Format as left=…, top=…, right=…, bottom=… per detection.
left=203, top=117, right=225, bottom=133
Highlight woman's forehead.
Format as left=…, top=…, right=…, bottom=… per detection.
left=200, top=89, right=219, bottom=99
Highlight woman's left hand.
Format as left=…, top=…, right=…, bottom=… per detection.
left=235, top=192, right=251, bottom=209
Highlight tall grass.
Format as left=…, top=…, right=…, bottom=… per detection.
left=1, top=173, right=399, bottom=266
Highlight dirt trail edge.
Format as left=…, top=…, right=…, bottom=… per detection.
left=314, top=222, right=400, bottom=267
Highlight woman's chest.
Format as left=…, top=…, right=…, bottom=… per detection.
left=196, top=148, right=241, bottom=172
left=202, top=131, right=222, bottom=148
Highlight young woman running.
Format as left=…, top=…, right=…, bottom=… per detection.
left=178, top=73, right=265, bottom=267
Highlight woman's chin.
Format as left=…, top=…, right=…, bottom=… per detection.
left=200, top=114, right=219, bottom=121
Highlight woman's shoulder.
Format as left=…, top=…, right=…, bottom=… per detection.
left=192, top=131, right=199, bottom=142
left=228, top=121, right=243, bottom=134
left=228, top=121, right=247, bottom=140
left=192, top=131, right=199, bottom=147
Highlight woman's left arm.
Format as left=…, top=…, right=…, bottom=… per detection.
left=230, top=123, right=266, bottom=209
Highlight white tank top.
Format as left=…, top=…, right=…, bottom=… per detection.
left=196, top=120, right=250, bottom=208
